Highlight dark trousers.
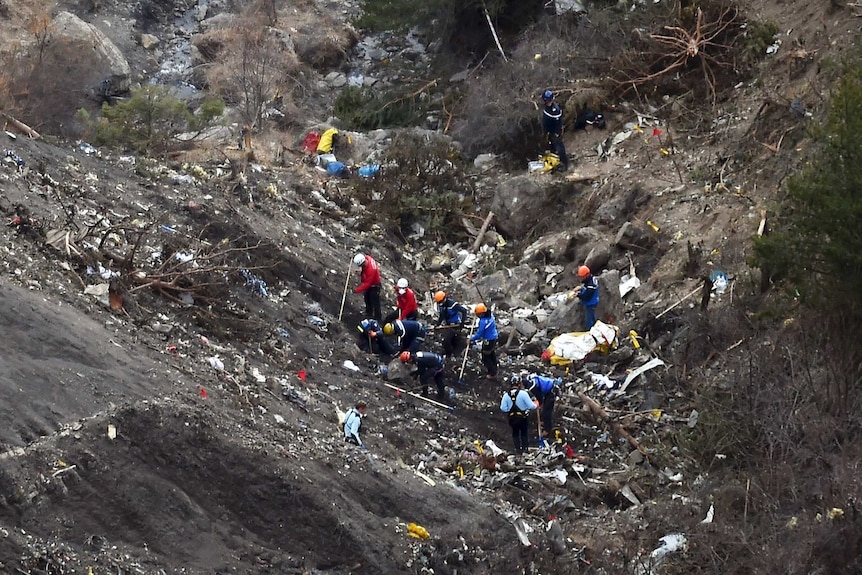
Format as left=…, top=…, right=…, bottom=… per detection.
left=358, top=334, right=395, bottom=356
left=441, top=328, right=465, bottom=357
left=539, top=392, right=555, bottom=435
left=403, top=331, right=427, bottom=354
left=509, top=417, right=530, bottom=453
left=585, top=305, right=597, bottom=330
left=482, top=339, right=498, bottom=376
left=364, top=286, right=381, bottom=321
left=420, top=368, right=445, bottom=398
left=547, top=132, right=569, bottom=168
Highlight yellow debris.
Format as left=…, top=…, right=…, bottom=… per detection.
left=407, top=523, right=430, bottom=539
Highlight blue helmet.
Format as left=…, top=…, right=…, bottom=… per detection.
left=541, top=90, right=554, bottom=102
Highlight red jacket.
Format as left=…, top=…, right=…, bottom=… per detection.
left=354, top=255, right=381, bottom=293
left=396, top=287, right=418, bottom=319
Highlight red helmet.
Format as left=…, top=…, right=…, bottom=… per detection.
left=577, top=265, right=591, bottom=278
left=399, top=351, right=411, bottom=363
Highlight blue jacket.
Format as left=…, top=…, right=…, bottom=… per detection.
left=357, top=318, right=382, bottom=336
left=526, top=374, right=558, bottom=402
left=578, top=275, right=599, bottom=307
left=436, top=298, right=467, bottom=326
left=542, top=102, right=564, bottom=135
left=471, top=314, right=498, bottom=343
left=500, top=388, right=537, bottom=416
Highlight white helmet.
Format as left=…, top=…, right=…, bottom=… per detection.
left=396, top=278, right=409, bottom=289
left=353, top=253, right=365, bottom=266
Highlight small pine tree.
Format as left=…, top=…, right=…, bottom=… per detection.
left=754, top=58, right=862, bottom=314
left=93, top=86, right=222, bottom=154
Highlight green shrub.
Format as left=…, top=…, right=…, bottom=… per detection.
left=334, top=86, right=426, bottom=131
left=93, top=85, right=223, bottom=154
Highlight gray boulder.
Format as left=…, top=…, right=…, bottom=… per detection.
left=474, top=264, right=539, bottom=308
left=53, top=11, right=130, bottom=95
left=489, top=175, right=549, bottom=237
left=521, top=231, right=573, bottom=265
left=615, top=221, right=657, bottom=250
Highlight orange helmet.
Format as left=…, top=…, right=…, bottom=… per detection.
left=399, top=351, right=411, bottom=363
left=474, top=303, right=487, bottom=315
left=577, top=265, right=591, bottom=278
left=433, top=291, right=446, bottom=303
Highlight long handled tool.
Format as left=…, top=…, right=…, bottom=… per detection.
left=384, top=383, right=453, bottom=411
left=337, top=261, right=353, bottom=322
left=457, top=320, right=478, bottom=385
left=537, top=408, right=547, bottom=448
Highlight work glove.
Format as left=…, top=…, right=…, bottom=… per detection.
left=554, top=378, right=563, bottom=386
left=471, top=342, right=482, bottom=352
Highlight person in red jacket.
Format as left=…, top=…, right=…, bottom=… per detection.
left=385, top=277, right=418, bottom=324
left=352, top=253, right=381, bottom=320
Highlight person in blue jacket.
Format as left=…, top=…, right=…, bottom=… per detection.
left=541, top=89, right=569, bottom=173
left=383, top=319, right=428, bottom=354
left=576, top=265, right=599, bottom=329
left=356, top=318, right=395, bottom=357
left=500, top=378, right=538, bottom=454
left=523, top=373, right=562, bottom=438
left=469, top=303, right=499, bottom=380
left=400, top=351, right=446, bottom=399
left=433, top=290, right=468, bottom=358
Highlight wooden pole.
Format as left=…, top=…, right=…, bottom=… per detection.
left=338, top=262, right=353, bottom=322
left=482, top=4, right=508, bottom=63
left=654, top=285, right=702, bottom=320
left=470, top=211, right=496, bottom=253
left=384, top=383, right=453, bottom=411
left=458, top=321, right=478, bottom=384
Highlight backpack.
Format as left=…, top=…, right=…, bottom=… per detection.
left=301, top=132, right=321, bottom=154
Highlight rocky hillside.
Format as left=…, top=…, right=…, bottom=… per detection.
left=0, top=0, right=860, bottom=574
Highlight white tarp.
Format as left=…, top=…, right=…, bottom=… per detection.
left=548, top=321, right=619, bottom=361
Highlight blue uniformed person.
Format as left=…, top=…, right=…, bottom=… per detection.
left=577, top=265, right=599, bottom=329
left=433, top=290, right=468, bottom=358
left=469, top=303, right=499, bottom=380
left=400, top=351, right=446, bottom=399
left=500, top=378, right=537, bottom=454
left=383, top=319, right=428, bottom=354
left=523, top=373, right=562, bottom=438
left=541, top=89, right=569, bottom=172
left=356, top=318, right=396, bottom=357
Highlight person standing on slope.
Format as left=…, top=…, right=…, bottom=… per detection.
left=469, top=303, right=499, bottom=380
left=353, top=252, right=382, bottom=321
left=541, top=89, right=569, bottom=173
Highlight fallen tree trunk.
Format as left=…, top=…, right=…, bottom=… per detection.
left=2, top=113, right=41, bottom=139
left=578, top=391, right=654, bottom=463
left=470, top=211, right=495, bottom=253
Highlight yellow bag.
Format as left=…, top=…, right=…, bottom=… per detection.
left=407, top=523, right=430, bottom=539
left=541, top=153, right=560, bottom=173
